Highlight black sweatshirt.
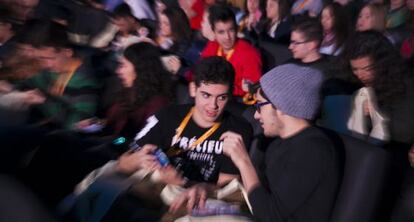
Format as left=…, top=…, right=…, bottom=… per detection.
left=249, top=126, right=341, bottom=222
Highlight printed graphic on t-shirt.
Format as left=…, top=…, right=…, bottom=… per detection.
left=134, top=105, right=252, bottom=183
left=171, top=135, right=224, bottom=181
left=134, top=115, right=158, bottom=141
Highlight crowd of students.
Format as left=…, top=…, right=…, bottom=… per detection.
left=1, top=0, right=414, bottom=221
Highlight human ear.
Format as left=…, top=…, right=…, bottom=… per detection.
left=63, top=48, right=74, bottom=57
left=189, top=81, right=196, bottom=97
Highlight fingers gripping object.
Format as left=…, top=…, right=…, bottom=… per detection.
left=153, top=148, right=170, bottom=167
left=128, top=141, right=181, bottom=167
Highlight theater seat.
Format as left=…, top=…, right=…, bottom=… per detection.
left=317, top=95, right=352, bottom=135
left=329, top=133, right=391, bottom=222
left=389, top=168, right=414, bottom=222
left=258, top=40, right=292, bottom=73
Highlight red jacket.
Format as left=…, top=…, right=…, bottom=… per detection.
left=201, top=39, right=262, bottom=97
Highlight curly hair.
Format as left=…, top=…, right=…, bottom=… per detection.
left=194, top=56, right=235, bottom=94
left=342, top=31, right=407, bottom=111
left=120, top=42, right=173, bottom=107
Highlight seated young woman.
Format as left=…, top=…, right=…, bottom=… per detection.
left=76, top=42, right=173, bottom=140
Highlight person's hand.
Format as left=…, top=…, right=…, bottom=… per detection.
left=167, top=56, right=181, bottom=74
left=22, top=89, right=45, bottom=105
left=308, top=11, right=318, bottom=18
left=363, top=100, right=371, bottom=116
left=158, top=165, right=186, bottom=185
left=74, top=118, right=94, bottom=129
left=138, top=27, right=149, bottom=37
left=178, top=0, right=191, bottom=9
left=117, top=144, right=160, bottom=174
left=221, top=132, right=260, bottom=193
left=138, top=36, right=157, bottom=45
left=247, top=14, right=255, bottom=30
left=0, top=80, right=13, bottom=92
left=179, top=0, right=196, bottom=18
left=73, top=117, right=106, bottom=130
left=241, top=79, right=252, bottom=93
left=169, top=183, right=211, bottom=214
left=408, top=144, right=414, bottom=167
left=220, top=131, right=250, bottom=168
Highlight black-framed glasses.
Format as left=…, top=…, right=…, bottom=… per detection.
left=254, top=101, right=271, bottom=113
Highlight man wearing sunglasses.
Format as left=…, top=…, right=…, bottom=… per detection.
left=221, top=63, right=342, bottom=222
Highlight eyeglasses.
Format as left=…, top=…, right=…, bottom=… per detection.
left=254, top=101, right=271, bottom=113
left=290, top=40, right=310, bottom=46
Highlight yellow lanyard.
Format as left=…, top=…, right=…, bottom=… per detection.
left=172, top=107, right=221, bottom=150
left=217, top=46, right=235, bottom=61
left=50, top=59, right=81, bottom=96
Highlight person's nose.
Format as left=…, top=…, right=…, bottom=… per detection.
left=209, top=97, right=219, bottom=110
left=254, top=109, right=261, bottom=120
left=225, top=31, right=232, bottom=40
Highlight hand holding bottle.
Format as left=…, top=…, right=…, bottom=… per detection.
left=116, top=144, right=160, bottom=174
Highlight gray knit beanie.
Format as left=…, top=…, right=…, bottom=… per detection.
left=259, top=64, right=323, bottom=120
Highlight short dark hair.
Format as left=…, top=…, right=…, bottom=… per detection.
left=257, top=87, right=276, bottom=109
left=258, top=87, right=270, bottom=101
left=0, top=6, right=20, bottom=32
left=16, top=19, right=70, bottom=49
left=292, top=16, right=323, bottom=45
left=194, top=56, right=235, bottom=93
left=112, top=3, right=135, bottom=19
left=208, top=4, right=237, bottom=31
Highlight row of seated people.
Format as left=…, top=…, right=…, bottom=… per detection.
left=4, top=0, right=414, bottom=58
left=0, top=56, right=408, bottom=222
left=0, top=2, right=413, bottom=222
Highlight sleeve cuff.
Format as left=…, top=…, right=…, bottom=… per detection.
left=248, top=184, right=268, bottom=210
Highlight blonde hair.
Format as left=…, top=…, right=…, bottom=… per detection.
left=365, top=3, right=387, bottom=31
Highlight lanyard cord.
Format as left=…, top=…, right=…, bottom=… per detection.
left=50, top=59, right=81, bottom=96
left=172, top=107, right=221, bottom=150
left=217, top=46, right=235, bottom=61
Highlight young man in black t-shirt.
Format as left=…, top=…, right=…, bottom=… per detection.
left=115, top=56, right=252, bottom=213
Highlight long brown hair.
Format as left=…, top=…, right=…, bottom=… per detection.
left=161, top=7, right=192, bottom=43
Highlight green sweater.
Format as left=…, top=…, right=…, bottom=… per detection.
left=23, top=63, right=100, bottom=128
